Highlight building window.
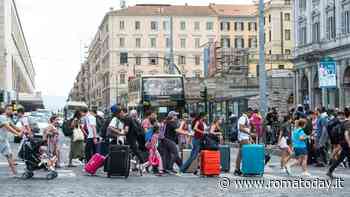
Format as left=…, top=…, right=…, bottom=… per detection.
left=240, top=22, right=244, bottom=31
left=180, top=38, right=186, bottom=48
left=248, top=22, right=252, bottom=31
left=194, top=72, right=201, bottom=78
left=180, top=21, right=186, bottom=30
left=151, top=21, right=158, bottom=31
left=269, top=30, right=272, bottom=42
left=285, top=49, right=291, bottom=54
left=195, top=55, right=200, bottom=65
left=120, top=37, right=125, bottom=48
left=269, top=15, right=271, bottom=23
left=248, top=38, right=253, bottom=48
left=342, top=10, right=350, bottom=34
left=178, top=55, right=186, bottom=65
left=299, top=25, right=307, bottom=45
left=285, top=29, right=291, bottom=40
left=234, top=38, right=244, bottom=48
left=135, top=38, right=141, bottom=48
left=285, top=0, right=291, bottom=5
left=206, top=22, right=213, bottom=30
left=120, top=73, right=126, bottom=84
left=149, top=55, right=158, bottom=65
left=120, top=20, right=125, bottom=30
left=166, top=38, right=170, bottom=48
left=312, top=21, right=320, bottom=42
left=254, top=22, right=257, bottom=31
left=299, top=0, right=307, bottom=10
left=220, top=22, right=230, bottom=31
left=135, top=21, right=140, bottom=30
left=326, top=15, right=336, bottom=40
left=221, top=38, right=231, bottom=48
left=195, top=38, right=200, bottom=48
left=284, top=13, right=290, bottom=21
left=278, top=65, right=285, bottom=69
left=136, top=72, right=142, bottom=78
left=150, top=38, right=157, bottom=48
left=163, top=21, right=169, bottom=31
left=135, top=56, right=141, bottom=65
left=194, top=21, right=200, bottom=31
left=120, top=52, right=128, bottom=64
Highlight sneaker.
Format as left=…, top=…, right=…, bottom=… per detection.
left=233, top=169, right=242, bottom=176
left=284, top=165, right=292, bottom=176
left=175, top=172, right=182, bottom=177
left=326, top=171, right=335, bottom=179
left=301, top=171, right=311, bottom=177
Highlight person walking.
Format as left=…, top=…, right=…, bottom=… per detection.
left=209, top=117, right=224, bottom=145
left=179, top=112, right=206, bottom=174
left=0, top=107, right=22, bottom=177
left=80, top=108, right=98, bottom=163
left=327, top=108, right=350, bottom=179
left=158, top=111, right=182, bottom=173
left=285, top=119, right=311, bottom=176
left=16, top=107, right=32, bottom=137
left=68, top=110, right=85, bottom=167
left=278, top=115, right=292, bottom=171
left=44, top=115, right=61, bottom=168
left=177, top=113, right=191, bottom=152
left=250, top=110, right=263, bottom=143
left=234, top=108, right=254, bottom=176
left=315, top=107, right=329, bottom=167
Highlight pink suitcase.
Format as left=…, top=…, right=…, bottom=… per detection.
left=85, top=153, right=106, bottom=175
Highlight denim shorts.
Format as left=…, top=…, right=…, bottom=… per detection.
left=294, top=147, right=307, bottom=157
left=0, top=141, right=12, bottom=157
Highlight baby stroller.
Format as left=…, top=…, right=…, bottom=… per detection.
left=18, top=136, right=58, bottom=180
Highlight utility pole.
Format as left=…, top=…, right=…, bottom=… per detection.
left=259, top=0, right=268, bottom=117
left=169, top=16, right=175, bottom=74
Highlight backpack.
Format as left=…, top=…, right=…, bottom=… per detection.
left=100, top=116, right=113, bottom=140
left=95, top=116, right=105, bottom=136
left=328, top=120, right=347, bottom=145
left=62, top=119, right=74, bottom=137
left=303, top=118, right=313, bottom=136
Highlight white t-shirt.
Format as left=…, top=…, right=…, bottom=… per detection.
left=0, top=115, right=10, bottom=142
left=237, top=114, right=250, bottom=141
left=16, top=116, right=29, bottom=130
left=109, top=117, right=124, bottom=130
left=84, top=113, right=97, bottom=139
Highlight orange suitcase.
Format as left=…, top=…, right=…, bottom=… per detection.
left=200, top=150, right=220, bottom=176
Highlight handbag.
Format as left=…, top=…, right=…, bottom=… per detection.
left=73, top=128, right=84, bottom=142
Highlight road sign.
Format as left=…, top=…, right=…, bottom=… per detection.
left=319, top=57, right=337, bottom=88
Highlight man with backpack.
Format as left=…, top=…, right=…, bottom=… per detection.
left=327, top=108, right=350, bottom=179
left=315, top=107, right=329, bottom=167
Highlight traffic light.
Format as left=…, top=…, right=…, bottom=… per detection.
left=200, top=86, right=208, bottom=113
left=200, top=86, right=207, bottom=99
left=0, top=90, right=4, bottom=103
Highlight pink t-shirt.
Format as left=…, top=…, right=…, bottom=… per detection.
left=141, top=118, right=151, bottom=131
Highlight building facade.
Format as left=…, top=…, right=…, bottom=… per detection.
left=70, top=2, right=296, bottom=110
left=0, top=0, right=35, bottom=105
left=294, top=0, right=350, bottom=109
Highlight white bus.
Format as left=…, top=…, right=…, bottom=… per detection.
left=128, top=75, right=185, bottom=116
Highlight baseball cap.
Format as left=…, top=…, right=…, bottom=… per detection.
left=110, top=104, right=121, bottom=114
left=168, top=111, right=179, bottom=118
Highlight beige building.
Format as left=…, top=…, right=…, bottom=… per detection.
left=250, top=0, right=294, bottom=76
left=71, top=2, right=295, bottom=110
left=0, top=0, right=36, bottom=105
left=85, top=4, right=219, bottom=109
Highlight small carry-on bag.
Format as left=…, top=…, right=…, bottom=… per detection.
left=182, top=149, right=199, bottom=173
left=200, top=150, right=220, bottom=176
left=241, top=144, right=265, bottom=176
left=85, top=153, right=106, bottom=175
left=104, top=144, right=130, bottom=178
left=219, top=145, right=230, bottom=172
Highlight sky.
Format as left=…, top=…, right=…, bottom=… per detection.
left=15, top=0, right=253, bottom=108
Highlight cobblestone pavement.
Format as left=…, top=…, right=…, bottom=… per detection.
left=0, top=139, right=349, bottom=197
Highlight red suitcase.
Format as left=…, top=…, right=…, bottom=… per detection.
left=85, top=153, right=106, bottom=175
left=200, top=150, right=220, bottom=176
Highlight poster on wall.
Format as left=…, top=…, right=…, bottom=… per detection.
left=319, top=58, right=337, bottom=88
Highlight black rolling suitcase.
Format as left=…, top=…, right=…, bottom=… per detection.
left=104, top=144, right=130, bottom=178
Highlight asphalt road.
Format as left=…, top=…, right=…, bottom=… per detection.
left=0, top=137, right=349, bottom=197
